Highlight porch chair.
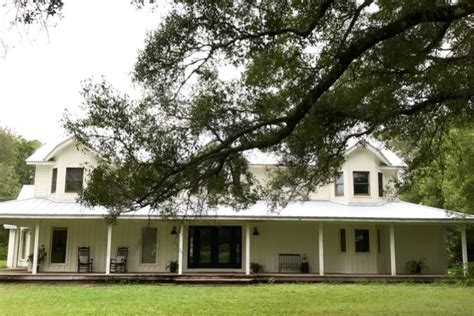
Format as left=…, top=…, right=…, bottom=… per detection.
left=77, top=246, right=93, bottom=272
left=110, top=247, right=129, bottom=273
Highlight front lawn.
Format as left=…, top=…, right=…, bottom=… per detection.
left=0, top=260, right=6, bottom=269
left=0, top=283, right=473, bottom=314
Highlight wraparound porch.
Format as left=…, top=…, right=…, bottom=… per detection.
left=2, top=218, right=470, bottom=276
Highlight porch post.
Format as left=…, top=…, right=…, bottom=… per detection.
left=319, top=222, right=324, bottom=276
left=245, top=224, right=250, bottom=275
left=11, top=228, right=20, bottom=269
left=390, top=224, right=396, bottom=276
left=105, top=224, right=112, bottom=275
left=461, top=226, right=468, bottom=276
left=32, top=222, right=40, bottom=275
left=178, top=224, right=184, bottom=275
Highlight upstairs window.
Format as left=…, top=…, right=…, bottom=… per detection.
left=335, top=172, right=344, bottom=196
left=353, top=171, right=370, bottom=195
left=65, top=168, right=84, bottom=193
left=51, top=168, right=57, bottom=193
left=355, top=229, right=370, bottom=252
left=378, top=172, right=384, bottom=197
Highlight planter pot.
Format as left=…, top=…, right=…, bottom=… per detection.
left=300, top=262, right=309, bottom=273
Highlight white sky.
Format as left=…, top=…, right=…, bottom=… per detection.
left=0, top=0, right=164, bottom=143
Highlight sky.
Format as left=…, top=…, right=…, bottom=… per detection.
left=0, top=0, right=165, bottom=143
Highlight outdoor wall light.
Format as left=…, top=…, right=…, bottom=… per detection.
left=252, top=227, right=260, bottom=236
left=170, top=226, right=178, bottom=235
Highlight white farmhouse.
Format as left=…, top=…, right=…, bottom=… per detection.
left=0, top=137, right=472, bottom=279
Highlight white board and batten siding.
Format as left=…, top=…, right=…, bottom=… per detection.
left=27, top=219, right=447, bottom=274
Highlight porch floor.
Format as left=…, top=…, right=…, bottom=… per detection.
left=0, top=269, right=449, bottom=284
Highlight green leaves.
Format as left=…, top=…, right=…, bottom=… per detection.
left=65, top=1, right=474, bottom=217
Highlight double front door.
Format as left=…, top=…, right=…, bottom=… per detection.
left=188, top=226, right=242, bottom=269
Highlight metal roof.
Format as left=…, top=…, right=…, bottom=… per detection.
left=0, top=198, right=472, bottom=223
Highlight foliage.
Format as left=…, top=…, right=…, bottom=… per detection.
left=399, top=124, right=474, bottom=265
left=27, top=245, right=47, bottom=264
left=405, top=258, right=429, bottom=274
left=166, top=260, right=179, bottom=273
left=0, top=244, right=7, bottom=261
left=250, top=262, right=265, bottom=273
left=449, top=262, right=474, bottom=278
left=1, top=284, right=474, bottom=314
left=64, top=1, right=474, bottom=217
left=0, top=127, right=40, bottom=201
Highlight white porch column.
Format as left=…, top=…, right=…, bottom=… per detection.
left=6, top=228, right=16, bottom=268
left=318, top=222, right=324, bottom=276
left=461, top=226, right=468, bottom=276
left=32, top=222, right=40, bottom=275
left=11, top=228, right=20, bottom=269
left=105, top=224, right=113, bottom=275
left=245, top=224, right=251, bottom=275
left=390, top=224, right=397, bottom=276
left=178, top=224, right=184, bottom=275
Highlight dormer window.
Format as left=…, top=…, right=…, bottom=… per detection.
left=353, top=171, right=370, bottom=195
left=65, top=168, right=84, bottom=193
left=51, top=168, right=57, bottom=193
left=335, top=172, right=344, bottom=196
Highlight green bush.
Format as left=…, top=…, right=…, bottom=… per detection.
left=448, top=262, right=474, bottom=277
left=0, top=244, right=7, bottom=260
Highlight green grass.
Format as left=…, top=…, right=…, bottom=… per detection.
left=0, top=260, right=6, bottom=269
left=0, top=283, right=473, bottom=315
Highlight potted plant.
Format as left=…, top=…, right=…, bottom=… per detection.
left=250, top=262, right=264, bottom=273
left=300, top=253, right=309, bottom=273
left=405, top=258, right=429, bottom=274
left=27, top=245, right=47, bottom=272
left=167, top=260, right=179, bottom=273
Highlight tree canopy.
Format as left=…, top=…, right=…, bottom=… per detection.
left=63, top=1, right=474, bottom=217
left=0, top=127, right=40, bottom=201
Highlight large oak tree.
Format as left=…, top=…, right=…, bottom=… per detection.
left=63, top=0, right=474, bottom=217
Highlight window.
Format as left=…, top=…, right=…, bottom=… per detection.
left=65, top=168, right=84, bottom=193
left=51, top=168, right=57, bottom=193
left=355, top=229, right=370, bottom=252
left=378, top=172, right=383, bottom=197
left=335, top=172, right=344, bottom=196
left=353, top=171, right=370, bottom=195
left=141, top=227, right=157, bottom=264
left=340, top=229, right=346, bottom=252
left=51, top=228, right=68, bottom=263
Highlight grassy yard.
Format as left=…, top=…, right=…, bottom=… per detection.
left=0, top=283, right=473, bottom=315
left=0, top=260, right=6, bottom=269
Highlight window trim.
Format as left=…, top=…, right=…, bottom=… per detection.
left=354, top=229, right=370, bottom=253
left=141, top=227, right=158, bottom=264
left=51, top=168, right=57, bottom=193
left=335, top=172, right=344, bottom=197
left=353, top=171, right=370, bottom=196
left=50, top=227, right=68, bottom=265
left=65, top=167, right=84, bottom=193
left=378, top=172, right=384, bottom=197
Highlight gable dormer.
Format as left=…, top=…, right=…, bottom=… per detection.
left=330, top=142, right=405, bottom=204
left=26, top=137, right=97, bottom=200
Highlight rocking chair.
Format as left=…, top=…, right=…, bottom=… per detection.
left=110, top=247, right=128, bottom=273
left=77, top=246, right=93, bottom=272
